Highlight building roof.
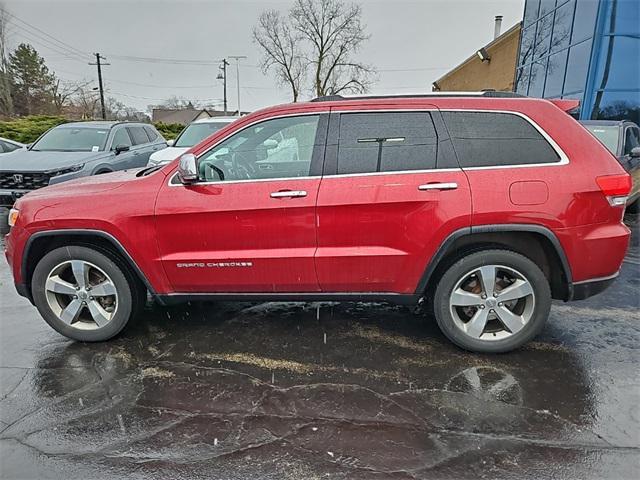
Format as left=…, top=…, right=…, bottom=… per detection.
left=433, top=22, right=522, bottom=86
left=152, top=108, right=212, bottom=125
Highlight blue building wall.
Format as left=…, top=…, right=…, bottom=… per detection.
left=515, top=0, right=639, bottom=124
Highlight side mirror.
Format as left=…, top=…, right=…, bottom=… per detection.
left=178, top=153, right=198, bottom=184
left=166, top=139, right=175, bottom=147
left=114, top=144, right=130, bottom=155
left=630, top=146, right=640, bottom=158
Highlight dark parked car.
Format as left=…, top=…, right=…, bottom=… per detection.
left=0, top=121, right=167, bottom=232
left=581, top=120, right=640, bottom=210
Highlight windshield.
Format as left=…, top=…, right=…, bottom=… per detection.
left=31, top=126, right=109, bottom=152
left=584, top=125, right=620, bottom=155
left=173, top=122, right=229, bottom=148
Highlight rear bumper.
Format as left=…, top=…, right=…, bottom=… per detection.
left=569, top=272, right=619, bottom=301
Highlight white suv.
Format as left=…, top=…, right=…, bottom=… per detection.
left=147, top=117, right=237, bottom=166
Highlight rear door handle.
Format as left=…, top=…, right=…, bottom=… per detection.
left=418, top=182, right=458, bottom=191
left=270, top=190, right=307, bottom=198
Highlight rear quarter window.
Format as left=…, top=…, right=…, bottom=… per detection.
left=144, top=125, right=159, bottom=141
left=442, top=111, right=560, bottom=167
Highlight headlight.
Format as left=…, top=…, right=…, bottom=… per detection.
left=8, top=208, right=19, bottom=227
left=47, top=164, right=85, bottom=177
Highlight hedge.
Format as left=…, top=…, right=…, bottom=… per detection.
left=0, top=116, right=70, bottom=144
left=153, top=122, right=184, bottom=140
left=0, top=116, right=185, bottom=144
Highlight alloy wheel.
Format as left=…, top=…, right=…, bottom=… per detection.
left=44, top=260, right=119, bottom=330
left=449, top=264, right=535, bottom=341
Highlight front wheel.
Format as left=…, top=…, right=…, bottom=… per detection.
left=32, top=246, right=141, bottom=341
left=433, top=249, right=551, bottom=353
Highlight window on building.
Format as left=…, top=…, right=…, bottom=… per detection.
left=602, top=0, right=640, bottom=34
left=544, top=49, right=569, bottom=97
left=571, top=0, right=599, bottom=44
left=534, top=14, right=554, bottom=59
left=551, top=0, right=575, bottom=51
left=563, top=40, right=591, bottom=94
left=336, top=112, right=437, bottom=174
left=519, top=25, right=538, bottom=66
left=515, top=66, right=530, bottom=95
left=442, top=112, right=560, bottom=167
left=592, top=36, right=640, bottom=91
left=539, top=0, right=556, bottom=18
left=524, top=0, right=541, bottom=26
left=528, top=59, right=548, bottom=97
left=591, top=90, right=640, bottom=124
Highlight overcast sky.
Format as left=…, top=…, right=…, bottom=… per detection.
left=4, top=0, right=525, bottom=113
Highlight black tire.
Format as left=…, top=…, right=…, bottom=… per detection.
left=626, top=198, right=639, bottom=214
left=31, top=246, right=141, bottom=342
left=433, top=249, right=551, bottom=353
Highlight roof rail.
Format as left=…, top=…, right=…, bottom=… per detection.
left=310, top=91, right=527, bottom=102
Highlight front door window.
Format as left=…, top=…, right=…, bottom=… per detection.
left=198, top=115, right=320, bottom=182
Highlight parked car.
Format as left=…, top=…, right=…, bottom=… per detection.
left=0, top=121, right=166, bottom=233
left=0, top=137, right=25, bottom=154
left=4, top=93, right=632, bottom=352
left=581, top=120, right=640, bottom=211
left=147, top=117, right=237, bottom=166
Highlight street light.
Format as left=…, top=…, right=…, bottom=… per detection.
left=228, top=55, right=247, bottom=116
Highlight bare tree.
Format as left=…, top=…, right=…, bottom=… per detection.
left=253, top=0, right=374, bottom=100
left=292, top=0, right=374, bottom=97
left=253, top=10, right=305, bottom=102
left=0, top=2, right=13, bottom=116
left=51, top=79, right=88, bottom=114
left=70, top=83, right=100, bottom=119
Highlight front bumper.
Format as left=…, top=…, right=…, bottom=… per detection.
left=569, top=272, right=619, bottom=301
left=0, top=189, right=31, bottom=207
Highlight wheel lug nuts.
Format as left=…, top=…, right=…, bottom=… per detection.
left=481, top=294, right=487, bottom=299
left=493, top=293, right=498, bottom=297
left=479, top=305, right=485, bottom=309
left=498, top=302, right=503, bottom=306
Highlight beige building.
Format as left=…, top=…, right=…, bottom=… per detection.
left=433, top=20, right=521, bottom=93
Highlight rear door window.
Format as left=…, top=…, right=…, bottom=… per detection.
left=337, top=112, right=438, bottom=174
left=127, top=126, right=150, bottom=146
left=441, top=111, right=560, bottom=167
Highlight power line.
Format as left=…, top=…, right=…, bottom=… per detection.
left=7, top=27, right=90, bottom=64
left=6, top=12, right=90, bottom=62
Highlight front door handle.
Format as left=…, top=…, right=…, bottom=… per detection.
left=270, top=190, right=307, bottom=198
left=418, top=182, right=458, bottom=191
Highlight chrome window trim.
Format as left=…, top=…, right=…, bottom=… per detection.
left=167, top=107, right=569, bottom=187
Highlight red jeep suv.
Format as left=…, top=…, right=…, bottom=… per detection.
left=4, top=93, right=632, bottom=353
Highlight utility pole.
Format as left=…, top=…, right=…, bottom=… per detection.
left=89, top=53, right=109, bottom=120
left=228, top=55, right=246, bottom=116
left=217, top=59, right=229, bottom=115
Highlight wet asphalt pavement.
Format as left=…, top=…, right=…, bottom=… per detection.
left=0, top=217, right=639, bottom=480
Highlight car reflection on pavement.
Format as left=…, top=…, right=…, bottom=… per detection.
left=0, top=213, right=638, bottom=480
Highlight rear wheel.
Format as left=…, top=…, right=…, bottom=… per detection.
left=32, top=246, right=141, bottom=341
left=433, top=249, right=551, bottom=353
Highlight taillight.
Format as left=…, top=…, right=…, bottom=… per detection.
left=596, top=174, right=632, bottom=207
